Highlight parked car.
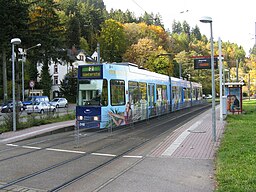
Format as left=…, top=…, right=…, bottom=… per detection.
left=25, top=101, right=56, bottom=114
left=206, top=94, right=212, bottom=99
left=49, top=98, right=68, bottom=108
left=23, top=96, right=49, bottom=108
left=0, top=100, right=24, bottom=113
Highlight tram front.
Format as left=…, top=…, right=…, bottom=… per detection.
left=76, top=65, right=108, bottom=128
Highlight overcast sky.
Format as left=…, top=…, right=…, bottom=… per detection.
left=104, top=0, right=256, bottom=56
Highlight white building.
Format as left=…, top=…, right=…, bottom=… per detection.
left=36, top=49, right=97, bottom=99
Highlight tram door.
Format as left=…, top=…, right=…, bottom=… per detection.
left=148, top=84, right=155, bottom=117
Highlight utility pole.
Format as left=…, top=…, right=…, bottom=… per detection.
left=236, top=59, right=239, bottom=82
left=255, top=22, right=256, bottom=45
left=248, top=73, right=251, bottom=101
left=97, top=43, right=100, bottom=64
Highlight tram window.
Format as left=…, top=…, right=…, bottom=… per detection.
left=101, top=79, right=108, bottom=106
left=192, top=88, right=196, bottom=100
left=139, top=82, right=147, bottom=101
left=110, top=80, right=125, bottom=106
left=128, top=81, right=139, bottom=105
left=185, top=88, right=190, bottom=101
left=172, top=86, right=179, bottom=102
left=188, top=88, right=191, bottom=100
left=77, top=79, right=107, bottom=106
left=157, top=85, right=167, bottom=101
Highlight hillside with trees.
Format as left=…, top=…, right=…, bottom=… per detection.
left=1, top=0, right=254, bottom=102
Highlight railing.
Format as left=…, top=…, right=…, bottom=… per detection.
left=0, top=107, right=75, bottom=128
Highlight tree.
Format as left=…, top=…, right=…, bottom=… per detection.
left=172, top=20, right=182, bottom=34
left=40, top=63, right=52, bottom=97
left=191, top=25, right=202, bottom=41
left=59, top=69, right=77, bottom=103
left=148, top=48, right=174, bottom=76
left=66, top=16, right=81, bottom=49
left=28, top=0, right=64, bottom=97
left=0, top=0, right=29, bottom=101
left=80, top=37, right=90, bottom=52
left=139, top=12, right=163, bottom=27
left=108, top=9, right=137, bottom=23
left=98, top=19, right=127, bottom=62
left=182, top=21, right=190, bottom=35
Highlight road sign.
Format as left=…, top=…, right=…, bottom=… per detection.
left=29, top=80, right=35, bottom=88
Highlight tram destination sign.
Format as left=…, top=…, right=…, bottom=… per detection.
left=194, top=57, right=218, bottom=69
left=79, top=65, right=103, bottom=79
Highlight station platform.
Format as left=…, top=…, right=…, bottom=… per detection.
left=0, top=106, right=225, bottom=191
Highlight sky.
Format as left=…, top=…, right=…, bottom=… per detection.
left=104, top=0, right=256, bottom=56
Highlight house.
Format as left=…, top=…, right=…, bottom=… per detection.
left=36, top=49, right=97, bottom=99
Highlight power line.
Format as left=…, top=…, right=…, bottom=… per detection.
left=131, top=0, right=162, bottom=26
left=131, top=0, right=147, bottom=13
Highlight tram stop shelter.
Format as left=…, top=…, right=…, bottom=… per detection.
left=224, top=82, right=244, bottom=114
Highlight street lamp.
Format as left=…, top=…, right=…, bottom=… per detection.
left=20, top=43, right=41, bottom=102
left=11, top=38, right=21, bottom=132
left=199, top=16, right=216, bottom=142
left=218, top=37, right=223, bottom=123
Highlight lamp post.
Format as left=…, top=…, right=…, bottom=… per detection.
left=11, top=38, right=21, bottom=132
left=179, top=63, right=182, bottom=79
left=218, top=37, right=223, bottom=122
left=21, top=43, right=41, bottom=102
left=199, top=16, right=216, bottom=142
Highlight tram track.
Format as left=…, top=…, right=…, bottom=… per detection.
left=50, top=104, right=211, bottom=191
left=0, top=104, right=202, bottom=162
left=0, top=104, right=211, bottom=191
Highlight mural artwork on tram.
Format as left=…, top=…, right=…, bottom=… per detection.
left=106, top=85, right=169, bottom=128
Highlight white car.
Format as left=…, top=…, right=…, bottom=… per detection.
left=206, top=94, right=212, bottom=99
left=49, top=98, right=68, bottom=108
left=26, top=101, right=56, bottom=114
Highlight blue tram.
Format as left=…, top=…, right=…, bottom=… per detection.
left=76, top=62, right=203, bottom=129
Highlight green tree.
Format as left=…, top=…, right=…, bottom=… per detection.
left=191, top=25, right=202, bottom=41
left=59, top=69, right=77, bottom=103
left=28, top=0, right=64, bottom=97
left=98, top=19, right=127, bottom=62
left=80, top=37, right=90, bottom=52
left=66, top=16, right=81, bottom=49
left=40, top=64, right=52, bottom=97
left=172, top=20, right=182, bottom=34
left=108, top=9, right=138, bottom=23
left=182, top=21, right=190, bottom=35
left=0, top=0, right=29, bottom=101
left=148, top=48, right=174, bottom=76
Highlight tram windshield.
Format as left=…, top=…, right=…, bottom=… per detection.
left=78, top=79, right=108, bottom=106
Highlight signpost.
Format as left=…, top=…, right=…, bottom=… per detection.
left=29, top=80, right=35, bottom=88
left=29, top=80, right=35, bottom=113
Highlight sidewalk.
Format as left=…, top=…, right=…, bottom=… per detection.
left=0, top=120, right=75, bottom=144
left=151, top=106, right=224, bottom=159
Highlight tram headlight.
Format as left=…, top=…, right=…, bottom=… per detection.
left=93, top=116, right=99, bottom=121
left=77, top=116, right=83, bottom=120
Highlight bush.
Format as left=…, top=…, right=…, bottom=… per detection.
left=242, top=92, right=248, bottom=97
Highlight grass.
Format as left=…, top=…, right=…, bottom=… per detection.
left=215, top=100, right=256, bottom=192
